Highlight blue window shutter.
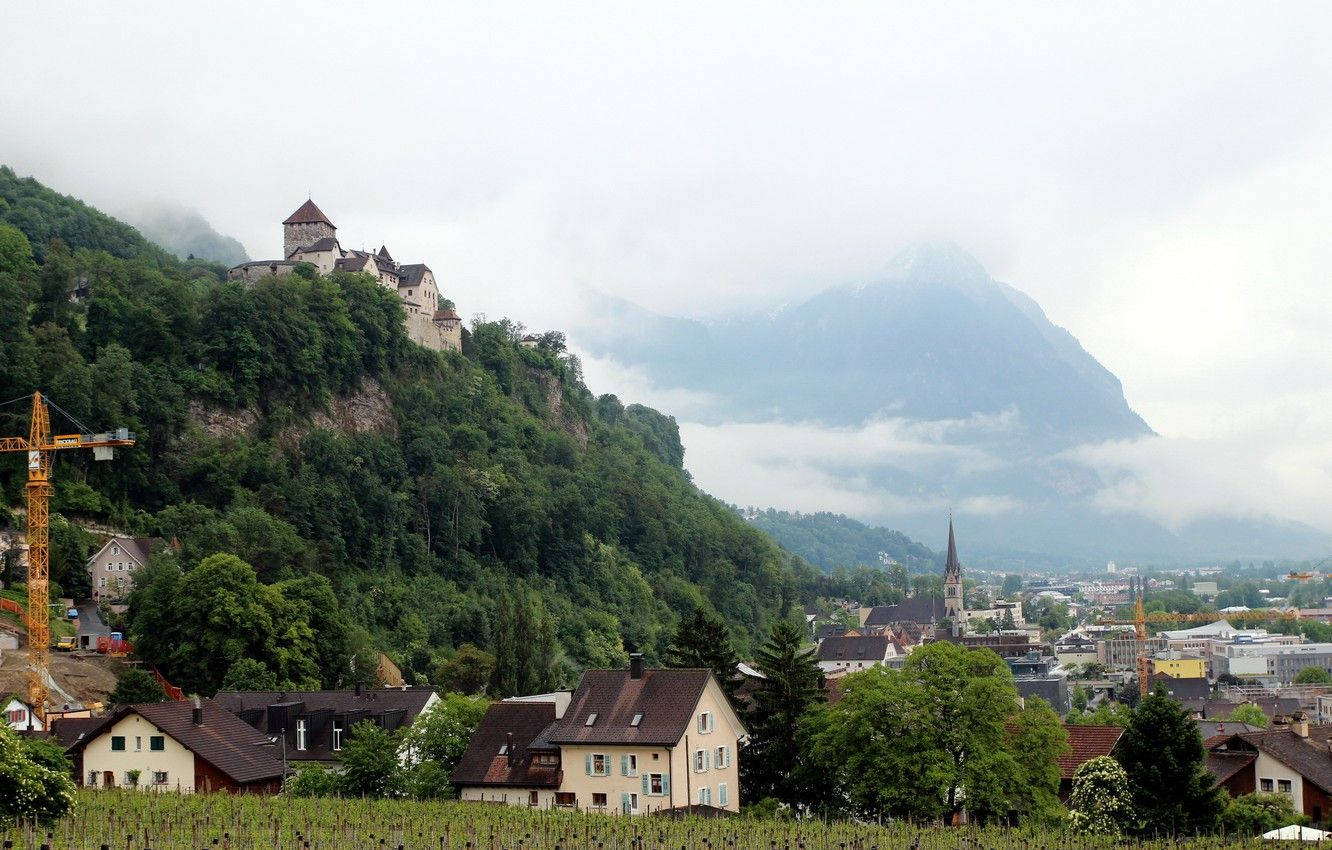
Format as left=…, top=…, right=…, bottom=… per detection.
left=621, top=792, right=630, bottom=813
left=641, top=773, right=650, bottom=795
left=662, top=773, right=670, bottom=796
left=719, top=784, right=728, bottom=806
left=620, top=754, right=628, bottom=776
left=585, top=753, right=592, bottom=775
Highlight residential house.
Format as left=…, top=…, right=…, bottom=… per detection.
left=65, top=699, right=284, bottom=793
left=1149, top=652, right=1207, bottom=680
left=816, top=635, right=900, bottom=673
left=1148, top=672, right=1211, bottom=702
left=1207, top=717, right=1332, bottom=823
left=87, top=536, right=160, bottom=604
left=214, top=686, right=439, bottom=767
left=3, top=694, right=42, bottom=732
left=454, top=656, right=746, bottom=814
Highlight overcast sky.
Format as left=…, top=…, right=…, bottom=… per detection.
left=6, top=2, right=1332, bottom=541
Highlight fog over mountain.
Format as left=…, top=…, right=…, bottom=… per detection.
left=573, top=245, right=1330, bottom=566
left=121, top=201, right=249, bottom=267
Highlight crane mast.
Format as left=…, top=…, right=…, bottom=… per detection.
left=0, top=392, right=133, bottom=722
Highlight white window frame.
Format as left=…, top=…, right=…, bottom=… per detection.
left=332, top=723, right=342, bottom=751
left=296, top=719, right=307, bottom=751
left=622, top=753, right=638, bottom=776
left=697, top=711, right=715, bottom=733
left=649, top=773, right=664, bottom=795
left=591, top=752, right=609, bottom=776
left=715, top=745, right=728, bottom=768
left=152, top=771, right=168, bottom=785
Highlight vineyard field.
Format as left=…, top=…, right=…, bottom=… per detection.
left=0, top=792, right=1304, bottom=850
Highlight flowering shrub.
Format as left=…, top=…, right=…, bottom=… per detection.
left=0, top=726, right=74, bottom=823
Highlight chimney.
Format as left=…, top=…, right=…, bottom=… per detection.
left=355, top=682, right=363, bottom=696
left=1294, top=712, right=1310, bottom=738
left=629, top=653, right=644, bottom=680
left=506, top=732, right=514, bottom=767
left=191, top=696, right=203, bottom=726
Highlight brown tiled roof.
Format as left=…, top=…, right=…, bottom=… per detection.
left=1183, top=697, right=1301, bottom=721
left=539, top=669, right=713, bottom=746
left=66, top=700, right=284, bottom=785
left=451, top=701, right=560, bottom=788
left=434, top=308, right=460, bottom=321
left=49, top=716, right=105, bottom=749
left=283, top=200, right=335, bottom=227
left=336, top=255, right=372, bottom=273
left=1058, top=725, right=1124, bottom=780
left=816, top=635, right=893, bottom=662
left=1206, top=750, right=1256, bottom=786
left=378, top=245, right=392, bottom=260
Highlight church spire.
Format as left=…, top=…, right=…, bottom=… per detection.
left=944, top=518, right=961, bottom=581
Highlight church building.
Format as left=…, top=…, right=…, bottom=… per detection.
left=229, top=200, right=462, bottom=353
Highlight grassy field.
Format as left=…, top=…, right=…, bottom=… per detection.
left=0, top=792, right=1307, bottom=850
left=0, top=586, right=76, bottom=639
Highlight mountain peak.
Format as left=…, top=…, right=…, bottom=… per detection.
left=884, top=241, right=992, bottom=287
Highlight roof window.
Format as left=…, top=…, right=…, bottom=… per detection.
left=498, top=744, right=508, bottom=755
left=631, top=713, right=643, bottom=727
left=585, top=713, right=598, bottom=726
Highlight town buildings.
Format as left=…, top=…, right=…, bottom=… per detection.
left=229, top=201, right=462, bottom=353
left=453, top=656, right=745, bottom=814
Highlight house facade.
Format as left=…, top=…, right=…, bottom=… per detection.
left=65, top=700, right=284, bottom=793
left=816, top=635, right=900, bottom=673
left=87, top=536, right=158, bottom=604
left=454, top=657, right=746, bottom=814
left=1208, top=718, right=1332, bottom=824
left=3, top=695, right=43, bottom=732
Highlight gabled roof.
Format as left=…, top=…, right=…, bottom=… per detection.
left=864, top=596, right=946, bottom=627
left=49, top=716, right=103, bottom=749
left=336, top=255, right=372, bottom=273
left=87, top=536, right=159, bottom=568
left=816, top=635, right=894, bottom=662
left=66, top=700, right=284, bottom=785
left=283, top=200, right=335, bottom=227
left=1058, top=724, right=1124, bottom=780
left=1206, top=750, right=1257, bottom=786
left=289, top=237, right=340, bottom=257
left=399, top=263, right=431, bottom=287
left=378, top=245, right=392, bottom=260
left=1227, top=726, right=1332, bottom=794
left=451, top=701, right=560, bottom=788
left=537, top=669, right=716, bottom=746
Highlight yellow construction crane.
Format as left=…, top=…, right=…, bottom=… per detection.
left=0, top=392, right=133, bottom=722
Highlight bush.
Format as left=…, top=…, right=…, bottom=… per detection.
left=286, top=764, right=343, bottom=797
left=0, top=726, right=74, bottom=822
left=1221, top=792, right=1308, bottom=835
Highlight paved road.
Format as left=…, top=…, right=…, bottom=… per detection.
left=75, top=602, right=109, bottom=649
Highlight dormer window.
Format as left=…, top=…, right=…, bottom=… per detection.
left=499, top=744, right=508, bottom=755
left=630, top=713, right=643, bottom=727
left=585, top=713, right=598, bottom=726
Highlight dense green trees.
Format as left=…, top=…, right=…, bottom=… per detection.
left=664, top=607, right=741, bottom=703
left=1, top=169, right=815, bottom=698
left=803, top=642, right=1067, bottom=824
left=107, top=668, right=167, bottom=705
left=1220, top=793, right=1307, bottom=835
left=1117, top=688, right=1226, bottom=835
left=741, top=621, right=823, bottom=810
left=1069, top=756, right=1134, bottom=836
left=0, top=725, right=74, bottom=823
left=1294, top=666, right=1332, bottom=684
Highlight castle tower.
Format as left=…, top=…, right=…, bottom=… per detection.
left=943, top=519, right=964, bottom=626
left=283, top=199, right=337, bottom=258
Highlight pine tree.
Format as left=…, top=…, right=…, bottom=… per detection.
left=1117, top=686, right=1226, bottom=835
left=740, top=619, right=823, bottom=808
left=664, top=607, right=741, bottom=703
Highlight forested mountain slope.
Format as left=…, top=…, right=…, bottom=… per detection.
left=742, top=508, right=936, bottom=573
left=0, top=167, right=813, bottom=696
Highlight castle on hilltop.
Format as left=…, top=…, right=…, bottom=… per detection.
left=228, top=200, right=461, bottom=352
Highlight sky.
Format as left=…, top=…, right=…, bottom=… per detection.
left=5, top=2, right=1332, bottom=546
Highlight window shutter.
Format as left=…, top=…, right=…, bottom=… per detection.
left=620, top=754, right=628, bottom=776
left=585, top=753, right=592, bottom=775
left=621, top=792, right=630, bottom=813
left=705, top=749, right=711, bottom=770
left=662, top=773, right=670, bottom=796
left=641, top=773, right=650, bottom=795
left=719, top=783, right=728, bottom=806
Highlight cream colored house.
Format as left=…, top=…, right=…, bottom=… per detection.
left=66, top=699, right=284, bottom=794
left=454, top=656, right=746, bottom=814
left=87, top=536, right=158, bottom=604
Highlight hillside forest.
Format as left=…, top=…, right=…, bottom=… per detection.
left=0, top=166, right=817, bottom=696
